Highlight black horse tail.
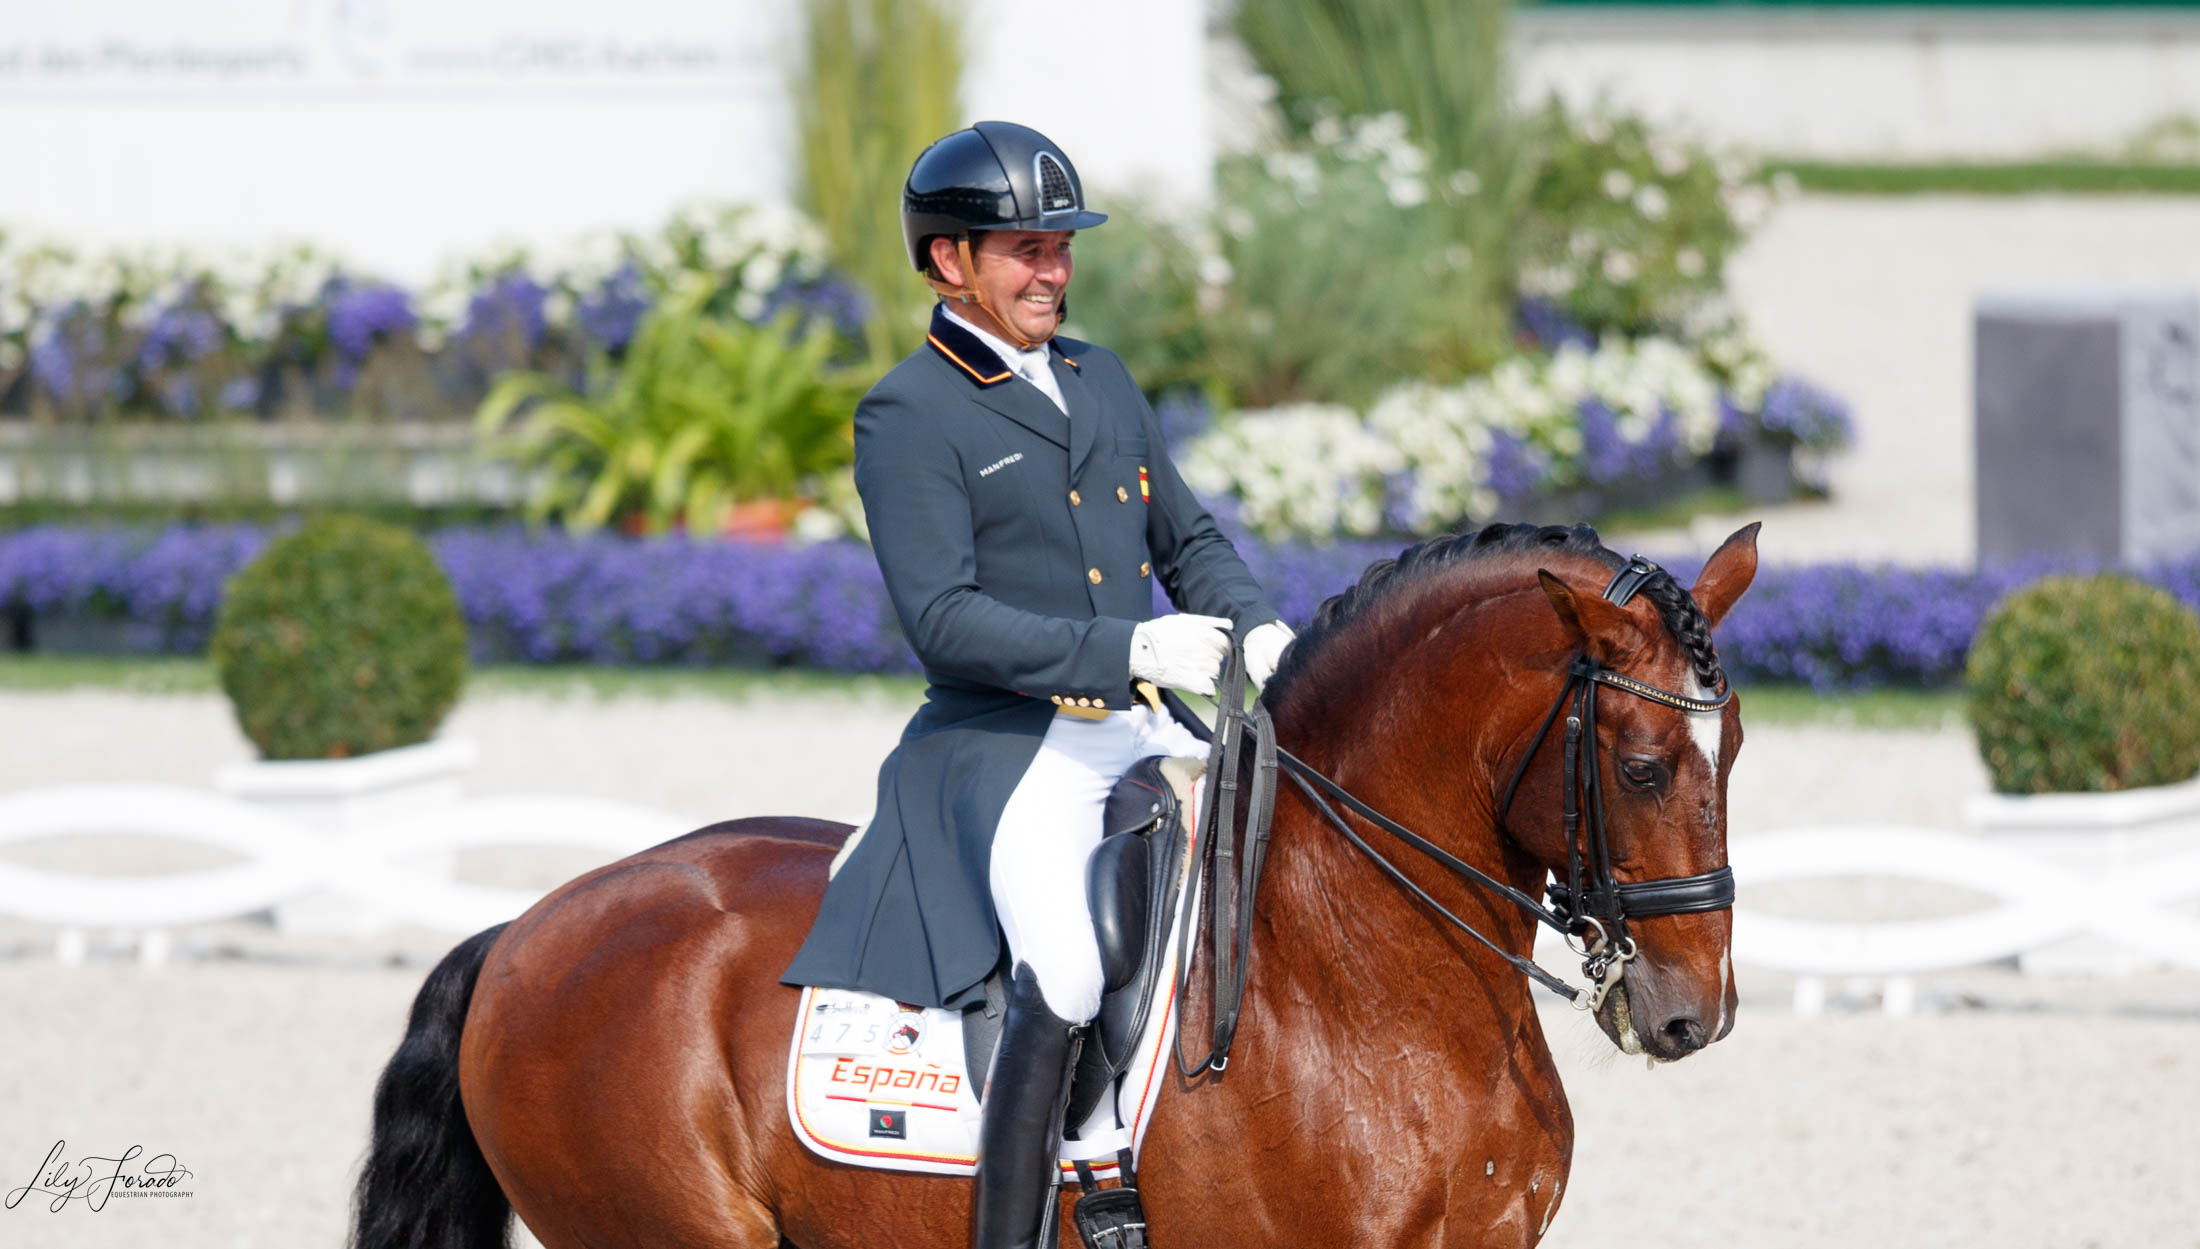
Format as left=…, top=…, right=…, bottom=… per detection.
left=352, top=923, right=513, bottom=1249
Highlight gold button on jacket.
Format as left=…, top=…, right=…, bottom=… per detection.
left=1117, top=485, right=1130, bottom=503
left=1069, top=489, right=1081, bottom=506
left=1087, top=567, right=1103, bottom=585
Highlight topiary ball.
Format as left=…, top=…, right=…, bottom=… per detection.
left=211, top=516, right=469, bottom=761
left=1965, top=573, right=2200, bottom=795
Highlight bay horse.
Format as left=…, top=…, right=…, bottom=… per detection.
left=353, top=521, right=1758, bottom=1249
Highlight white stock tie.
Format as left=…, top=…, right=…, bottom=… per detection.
left=1017, top=350, right=1066, bottom=415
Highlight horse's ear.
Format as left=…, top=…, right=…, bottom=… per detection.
left=1538, top=569, right=1647, bottom=661
left=1689, top=522, right=1761, bottom=629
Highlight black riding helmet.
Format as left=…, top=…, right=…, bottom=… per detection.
left=901, top=120, right=1109, bottom=273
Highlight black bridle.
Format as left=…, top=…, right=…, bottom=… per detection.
left=1177, top=558, right=1737, bottom=1073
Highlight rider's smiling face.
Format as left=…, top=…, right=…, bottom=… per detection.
left=932, top=229, right=1074, bottom=345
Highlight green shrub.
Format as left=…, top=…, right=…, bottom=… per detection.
left=1965, top=574, right=2200, bottom=794
left=210, top=516, right=469, bottom=760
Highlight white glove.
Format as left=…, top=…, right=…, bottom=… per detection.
left=1130, top=614, right=1233, bottom=697
left=1244, top=620, right=1295, bottom=688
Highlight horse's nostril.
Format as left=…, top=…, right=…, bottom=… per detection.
left=1661, top=1016, right=1707, bottom=1053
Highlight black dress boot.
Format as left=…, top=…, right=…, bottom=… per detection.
left=972, top=962, right=1080, bottom=1249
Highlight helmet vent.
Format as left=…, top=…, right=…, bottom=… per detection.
left=1035, top=152, right=1075, bottom=215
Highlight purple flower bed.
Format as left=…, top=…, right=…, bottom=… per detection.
left=5, top=523, right=2192, bottom=691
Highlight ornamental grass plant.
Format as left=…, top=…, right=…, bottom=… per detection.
left=792, top=0, right=963, bottom=346
left=208, top=516, right=468, bottom=761
left=1965, top=574, right=2200, bottom=795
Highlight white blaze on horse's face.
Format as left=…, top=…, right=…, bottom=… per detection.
left=1685, top=675, right=1723, bottom=772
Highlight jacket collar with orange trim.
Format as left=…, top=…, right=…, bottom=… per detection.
left=924, top=304, right=1083, bottom=390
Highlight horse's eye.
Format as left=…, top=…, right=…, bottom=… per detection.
left=1620, top=759, right=1661, bottom=789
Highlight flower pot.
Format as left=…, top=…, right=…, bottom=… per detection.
left=721, top=499, right=799, bottom=542
left=1962, top=772, right=2200, bottom=974
left=216, top=737, right=479, bottom=936
left=1734, top=440, right=1797, bottom=504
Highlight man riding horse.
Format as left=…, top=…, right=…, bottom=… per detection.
left=780, top=121, right=1295, bottom=1249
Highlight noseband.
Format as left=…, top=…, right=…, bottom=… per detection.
left=1178, top=557, right=1738, bottom=1071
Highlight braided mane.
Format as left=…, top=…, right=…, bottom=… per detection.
left=1262, top=522, right=1726, bottom=709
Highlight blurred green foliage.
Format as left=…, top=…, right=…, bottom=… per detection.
left=1517, top=98, right=1760, bottom=337
left=1965, top=575, right=2200, bottom=794
left=1071, top=0, right=1764, bottom=411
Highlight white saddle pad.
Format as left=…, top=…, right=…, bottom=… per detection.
left=786, top=760, right=1204, bottom=1178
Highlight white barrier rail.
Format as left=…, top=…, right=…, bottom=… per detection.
left=6, top=791, right=2199, bottom=1007
left=1731, top=826, right=2200, bottom=974
left=0, top=783, right=691, bottom=951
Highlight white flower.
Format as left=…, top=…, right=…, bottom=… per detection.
left=791, top=505, right=848, bottom=544
left=1601, top=251, right=1638, bottom=285
left=1519, top=264, right=1577, bottom=297
left=1386, top=176, right=1428, bottom=208
left=1447, top=169, right=1482, bottom=198
left=1197, top=253, right=1235, bottom=287
left=1601, top=169, right=1634, bottom=201
left=1632, top=184, right=1669, bottom=221
left=1311, top=115, right=1345, bottom=147
left=1649, top=137, right=1690, bottom=179
left=1582, top=117, right=1611, bottom=145
left=1723, top=183, right=1771, bottom=230
left=1675, top=247, right=1705, bottom=279
left=742, top=253, right=784, bottom=296
left=1384, top=141, right=1429, bottom=177
left=1180, top=403, right=1404, bottom=541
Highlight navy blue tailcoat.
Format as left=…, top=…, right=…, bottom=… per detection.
left=781, top=307, right=1280, bottom=1009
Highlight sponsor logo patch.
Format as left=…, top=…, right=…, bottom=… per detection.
left=868, top=1109, right=906, bottom=1140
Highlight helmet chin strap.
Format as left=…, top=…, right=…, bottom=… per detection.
left=924, top=235, right=1062, bottom=351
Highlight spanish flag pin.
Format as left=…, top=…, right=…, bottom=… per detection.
left=1138, top=466, right=1149, bottom=501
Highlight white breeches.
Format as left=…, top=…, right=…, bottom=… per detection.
left=990, top=704, right=1207, bottom=1024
